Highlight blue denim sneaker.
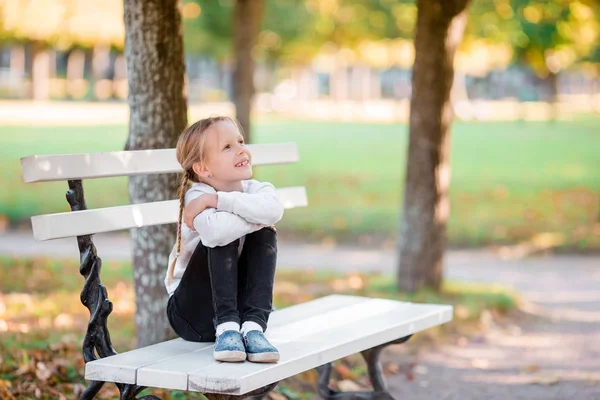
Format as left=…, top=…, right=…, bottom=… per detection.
left=214, top=330, right=246, bottom=362
left=243, top=330, right=280, bottom=363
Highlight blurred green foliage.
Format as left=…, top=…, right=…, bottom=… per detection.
left=467, top=0, right=600, bottom=76
left=1, top=1, right=598, bottom=73
left=177, top=0, right=600, bottom=72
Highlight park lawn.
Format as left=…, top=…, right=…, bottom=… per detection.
left=1, top=117, right=599, bottom=249
left=0, top=255, right=517, bottom=399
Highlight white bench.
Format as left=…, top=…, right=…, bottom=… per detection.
left=20, top=143, right=453, bottom=400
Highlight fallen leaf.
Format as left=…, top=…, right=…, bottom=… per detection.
left=415, top=365, right=428, bottom=375
left=334, top=364, right=353, bottom=380
left=73, top=384, right=86, bottom=398
left=523, top=364, right=540, bottom=373
left=384, top=362, right=400, bottom=376
left=337, top=380, right=362, bottom=392
left=13, top=364, right=30, bottom=376
left=532, top=374, right=559, bottom=386
left=35, top=362, right=52, bottom=381
left=268, top=392, right=288, bottom=400
left=298, top=369, right=318, bottom=386
left=347, top=274, right=364, bottom=290
left=455, top=306, right=470, bottom=319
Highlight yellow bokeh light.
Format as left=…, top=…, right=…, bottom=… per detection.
left=1, top=0, right=125, bottom=47
left=496, top=2, right=514, bottom=19
left=523, top=6, right=542, bottom=24
left=181, top=3, right=201, bottom=19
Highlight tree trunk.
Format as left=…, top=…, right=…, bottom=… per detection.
left=10, top=45, right=25, bottom=78
left=546, top=70, right=559, bottom=121
left=397, top=0, right=470, bottom=293
left=232, top=0, right=265, bottom=142
left=123, top=0, right=188, bottom=347
left=332, top=65, right=349, bottom=101
left=30, top=41, right=50, bottom=101
left=112, top=53, right=127, bottom=99
left=91, top=44, right=111, bottom=101
left=66, top=48, right=86, bottom=99
left=10, top=45, right=25, bottom=97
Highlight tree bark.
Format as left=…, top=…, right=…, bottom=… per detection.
left=123, top=0, right=188, bottom=347
left=232, top=0, right=265, bottom=142
left=397, top=0, right=470, bottom=292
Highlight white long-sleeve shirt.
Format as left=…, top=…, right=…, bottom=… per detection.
left=164, top=179, right=284, bottom=296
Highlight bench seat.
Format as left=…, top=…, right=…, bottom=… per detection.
left=85, top=294, right=452, bottom=395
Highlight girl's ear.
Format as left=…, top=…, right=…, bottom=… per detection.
left=192, top=162, right=210, bottom=179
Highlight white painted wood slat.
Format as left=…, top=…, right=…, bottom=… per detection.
left=136, top=295, right=367, bottom=390
left=21, top=143, right=299, bottom=183
left=85, top=295, right=453, bottom=394
left=85, top=339, right=211, bottom=384
left=86, top=295, right=365, bottom=386
left=31, top=186, right=307, bottom=241
left=188, top=299, right=452, bottom=394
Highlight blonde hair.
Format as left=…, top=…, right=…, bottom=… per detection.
left=167, top=116, right=245, bottom=283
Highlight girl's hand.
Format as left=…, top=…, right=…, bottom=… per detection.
left=184, top=194, right=218, bottom=230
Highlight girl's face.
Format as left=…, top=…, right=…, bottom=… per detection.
left=198, top=120, right=252, bottom=184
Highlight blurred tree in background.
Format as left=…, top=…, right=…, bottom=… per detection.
left=182, top=0, right=318, bottom=140
left=231, top=0, right=266, bottom=141
left=396, top=0, right=472, bottom=292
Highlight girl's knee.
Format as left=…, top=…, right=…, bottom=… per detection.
left=249, top=226, right=277, bottom=242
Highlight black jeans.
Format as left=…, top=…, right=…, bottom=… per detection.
left=167, top=227, right=277, bottom=342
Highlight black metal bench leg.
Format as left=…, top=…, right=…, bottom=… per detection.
left=317, top=336, right=412, bottom=400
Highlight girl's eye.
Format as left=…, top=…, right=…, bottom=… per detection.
left=224, top=144, right=231, bottom=150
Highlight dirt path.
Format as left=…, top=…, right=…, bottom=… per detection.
left=385, top=254, right=600, bottom=399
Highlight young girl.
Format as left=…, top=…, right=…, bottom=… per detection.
left=164, top=116, right=283, bottom=363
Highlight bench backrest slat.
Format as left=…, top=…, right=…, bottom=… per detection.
left=31, top=186, right=308, bottom=241
left=21, top=143, right=299, bottom=183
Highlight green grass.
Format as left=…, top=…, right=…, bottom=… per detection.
left=2, top=117, right=599, bottom=248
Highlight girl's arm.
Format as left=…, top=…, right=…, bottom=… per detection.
left=184, top=193, right=217, bottom=229
left=216, top=181, right=284, bottom=225
left=193, top=208, right=263, bottom=248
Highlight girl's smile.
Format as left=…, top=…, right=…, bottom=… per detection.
left=235, top=159, right=250, bottom=168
